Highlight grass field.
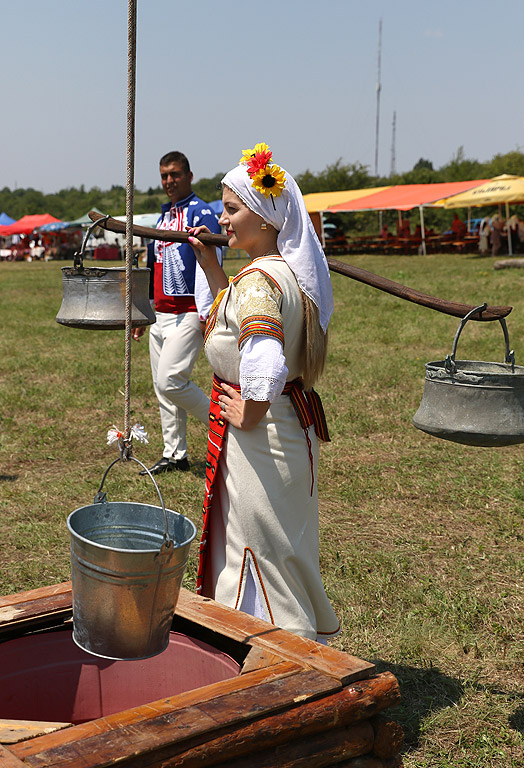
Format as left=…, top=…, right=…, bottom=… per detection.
left=1, top=253, right=523, bottom=767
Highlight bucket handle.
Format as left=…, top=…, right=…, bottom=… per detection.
left=93, top=456, right=173, bottom=548
left=445, top=303, right=515, bottom=375
left=73, top=216, right=111, bottom=271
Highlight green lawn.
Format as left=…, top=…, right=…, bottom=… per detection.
left=1, top=253, right=523, bottom=767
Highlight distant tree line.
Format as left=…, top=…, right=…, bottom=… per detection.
left=0, top=175, right=226, bottom=223
left=293, top=148, right=524, bottom=234
left=2, top=148, right=524, bottom=232
left=294, top=147, right=524, bottom=192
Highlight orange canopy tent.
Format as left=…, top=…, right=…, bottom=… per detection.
left=325, top=180, right=489, bottom=254
left=327, top=180, right=489, bottom=212
left=302, top=187, right=391, bottom=246
left=0, top=214, right=62, bottom=236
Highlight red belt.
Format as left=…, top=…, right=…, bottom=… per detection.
left=211, top=375, right=330, bottom=442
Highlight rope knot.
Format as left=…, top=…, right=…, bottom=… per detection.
left=107, top=423, right=148, bottom=459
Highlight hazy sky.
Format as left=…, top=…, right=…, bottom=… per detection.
left=2, top=0, right=522, bottom=193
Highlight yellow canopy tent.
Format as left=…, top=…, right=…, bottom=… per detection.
left=303, top=187, right=392, bottom=213
left=436, top=174, right=524, bottom=208
left=435, top=174, right=524, bottom=254
left=302, top=187, right=392, bottom=245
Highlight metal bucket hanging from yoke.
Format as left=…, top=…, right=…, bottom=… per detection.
left=413, top=304, right=524, bottom=447
left=56, top=217, right=156, bottom=330
left=67, top=457, right=196, bottom=660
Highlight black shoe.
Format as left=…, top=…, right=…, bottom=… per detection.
left=139, top=456, right=190, bottom=475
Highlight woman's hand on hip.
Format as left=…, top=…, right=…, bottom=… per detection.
left=218, top=383, right=270, bottom=430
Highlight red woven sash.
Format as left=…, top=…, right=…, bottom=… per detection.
left=196, top=375, right=232, bottom=594
left=284, top=380, right=330, bottom=443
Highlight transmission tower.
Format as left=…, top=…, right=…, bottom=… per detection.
left=374, top=18, right=382, bottom=177
left=390, top=110, right=397, bottom=176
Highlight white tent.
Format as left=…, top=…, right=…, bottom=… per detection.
left=99, top=213, right=161, bottom=247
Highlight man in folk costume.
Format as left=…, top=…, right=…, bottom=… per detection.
left=134, top=151, right=222, bottom=474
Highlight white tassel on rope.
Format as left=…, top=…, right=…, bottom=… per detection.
left=107, top=424, right=149, bottom=449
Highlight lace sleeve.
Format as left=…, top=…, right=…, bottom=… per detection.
left=239, top=336, right=288, bottom=402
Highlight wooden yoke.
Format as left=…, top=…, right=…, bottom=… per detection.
left=88, top=211, right=513, bottom=322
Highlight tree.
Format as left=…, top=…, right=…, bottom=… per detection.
left=413, top=158, right=434, bottom=171
left=295, top=159, right=373, bottom=194
left=440, top=146, right=483, bottom=181
left=486, top=150, right=524, bottom=178
left=192, top=173, right=225, bottom=202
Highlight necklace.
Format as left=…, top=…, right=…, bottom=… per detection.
left=247, top=249, right=280, bottom=267
left=258, top=249, right=280, bottom=258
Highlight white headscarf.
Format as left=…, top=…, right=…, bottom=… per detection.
left=221, top=163, right=334, bottom=332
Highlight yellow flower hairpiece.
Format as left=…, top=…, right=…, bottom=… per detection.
left=250, top=164, right=286, bottom=199
left=240, top=142, right=286, bottom=201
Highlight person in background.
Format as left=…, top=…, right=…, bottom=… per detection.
left=451, top=213, right=467, bottom=238
left=478, top=216, right=491, bottom=255
left=397, top=216, right=410, bottom=237
left=508, top=214, right=519, bottom=254
left=133, top=151, right=222, bottom=475
left=517, top=218, right=524, bottom=253
left=187, top=143, right=340, bottom=642
left=490, top=214, right=504, bottom=257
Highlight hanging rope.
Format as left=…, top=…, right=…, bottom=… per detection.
left=105, top=0, right=148, bottom=460
left=123, top=0, right=138, bottom=455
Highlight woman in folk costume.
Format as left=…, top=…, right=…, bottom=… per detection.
left=187, top=143, right=339, bottom=641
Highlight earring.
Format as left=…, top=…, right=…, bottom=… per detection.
left=260, top=222, right=268, bottom=230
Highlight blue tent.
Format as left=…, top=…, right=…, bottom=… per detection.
left=0, top=212, right=15, bottom=226
left=38, top=220, right=70, bottom=232
left=38, top=207, right=108, bottom=232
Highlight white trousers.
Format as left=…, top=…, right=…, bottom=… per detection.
left=149, top=311, right=210, bottom=460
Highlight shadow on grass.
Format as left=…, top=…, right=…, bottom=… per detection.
left=0, top=474, right=18, bottom=482
left=188, top=458, right=207, bottom=480
left=373, top=659, right=524, bottom=749
left=509, top=706, right=524, bottom=735
left=463, top=253, right=498, bottom=261
left=465, top=252, right=524, bottom=262
left=371, top=659, right=464, bottom=749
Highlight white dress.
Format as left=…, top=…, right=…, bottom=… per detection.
left=201, top=256, right=339, bottom=641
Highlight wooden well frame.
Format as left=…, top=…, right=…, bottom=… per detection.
left=0, top=583, right=403, bottom=767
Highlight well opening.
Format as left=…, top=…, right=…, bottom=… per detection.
left=0, top=624, right=242, bottom=724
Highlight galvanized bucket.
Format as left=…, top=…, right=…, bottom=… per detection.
left=56, top=216, right=156, bottom=330
left=413, top=304, right=524, bottom=447
left=67, top=457, right=196, bottom=660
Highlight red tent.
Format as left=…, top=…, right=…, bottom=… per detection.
left=0, top=213, right=63, bottom=236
